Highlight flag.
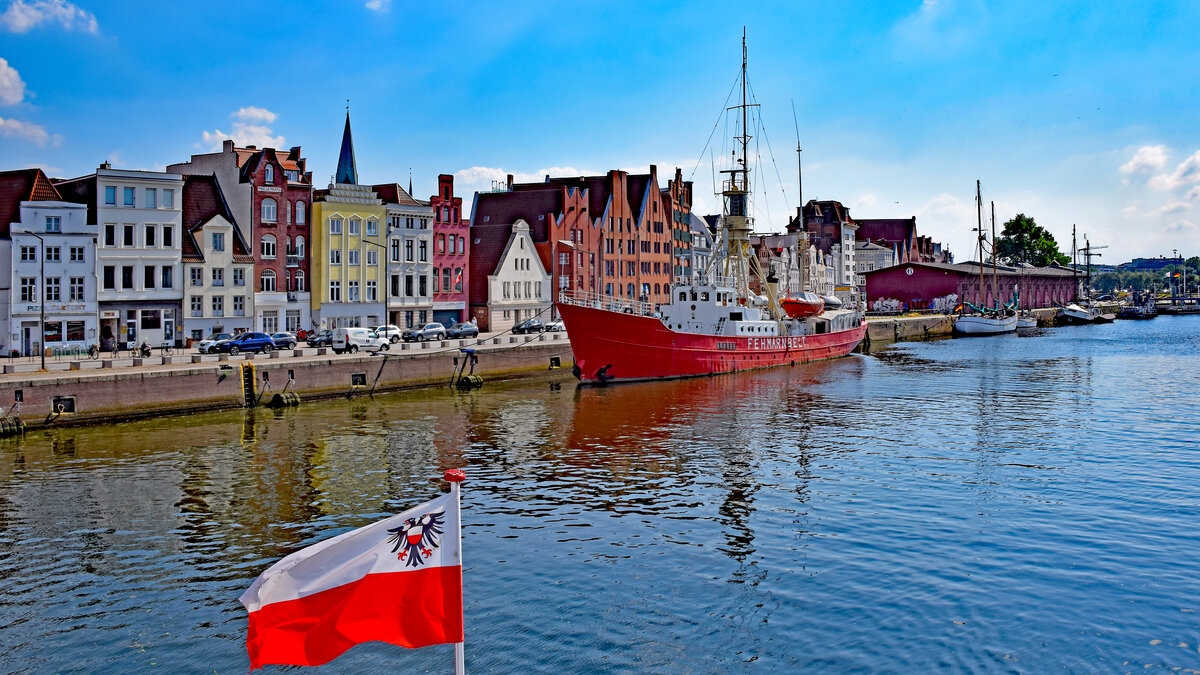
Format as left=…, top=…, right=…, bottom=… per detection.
left=1175, top=272, right=1182, bottom=278
left=454, top=268, right=464, bottom=287
left=240, top=492, right=463, bottom=669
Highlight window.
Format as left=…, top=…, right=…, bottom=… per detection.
left=45, top=215, right=61, bottom=232
left=391, top=274, right=400, bottom=297
left=449, top=236, right=456, bottom=255
left=525, top=281, right=531, bottom=298
left=123, top=224, right=134, bottom=247
left=191, top=267, right=203, bottom=286
left=330, top=217, right=342, bottom=234
left=261, top=234, right=277, bottom=259
left=366, top=249, right=378, bottom=266
left=233, top=295, right=246, bottom=316
left=46, top=246, right=60, bottom=262
left=419, top=240, right=427, bottom=262
left=104, top=186, right=116, bottom=205
left=458, top=236, right=465, bottom=254
left=295, top=202, right=305, bottom=224
left=211, top=296, right=224, bottom=316
left=285, top=201, right=291, bottom=224
left=390, top=239, right=400, bottom=261
left=366, top=280, right=377, bottom=302
left=124, top=187, right=135, bottom=207
left=405, top=240, right=413, bottom=262
left=145, top=225, right=156, bottom=247
left=442, top=268, right=451, bottom=292
left=559, top=252, right=568, bottom=266
left=433, top=267, right=439, bottom=292
left=295, top=236, right=305, bottom=258
left=103, top=266, right=115, bottom=290
left=69, top=277, right=84, bottom=301
left=122, top=266, right=134, bottom=289
left=212, top=268, right=224, bottom=286
left=45, top=277, right=61, bottom=301
left=19, top=277, right=36, bottom=302
left=212, top=232, right=224, bottom=251
left=295, top=270, right=304, bottom=291
left=260, top=269, right=277, bottom=292
left=146, top=188, right=157, bottom=209
left=349, top=218, right=360, bottom=236
left=348, top=250, right=359, bottom=265
left=418, top=274, right=427, bottom=296
left=347, top=280, right=359, bottom=301
left=19, top=246, right=35, bottom=262
left=105, top=224, right=115, bottom=246
left=264, top=164, right=274, bottom=184
left=144, top=265, right=156, bottom=289
left=405, top=274, right=414, bottom=296
left=404, top=310, right=413, bottom=328
left=286, top=309, right=300, bottom=331
left=330, top=249, right=341, bottom=265
left=261, top=198, right=277, bottom=222
left=69, top=246, right=84, bottom=262
left=437, top=235, right=445, bottom=254
left=191, top=296, right=203, bottom=317
left=454, top=267, right=463, bottom=292
left=366, top=220, right=377, bottom=236
left=233, top=268, right=245, bottom=286
left=164, top=189, right=174, bottom=208
left=162, top=266, right=173, bottom=289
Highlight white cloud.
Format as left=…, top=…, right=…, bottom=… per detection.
left=0, top=115, right=59, bottom=146
left=0, top=0, right=98, bottom=33
left=199, top=107, right=285, bottom=150
left=1147, top=149, right=1200, bottom=191
left=0, top=57, right=25, bottom=106
left=364, top=0, right=390, bottom=9
left=1149, top=201, right=1189, bottom=217
left=454, top=165, right=594, bottom=195
left=1120, top=144, right=1169, bottom=175
left=1187, top=186, right=1200, bottom=201
left=855, top=193, right=878, bottom=208
left=107, top=149, right=121, bottom=166
left=1165, top=219, right=1195, bottom=233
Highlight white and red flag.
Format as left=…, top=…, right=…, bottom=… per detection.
left=239, top=487, right=463, bottom=669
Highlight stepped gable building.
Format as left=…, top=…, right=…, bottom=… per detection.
left=468, top=165, right=690, bottom=329
left=371, top=181, right=434, bottom=329
left=180, top=174, right=256, bottom=338
left=430, top=174, right=469, bottom=326
left=310, top=112, right=387, bottom=329
left=167, top=139, right=314, bottom=333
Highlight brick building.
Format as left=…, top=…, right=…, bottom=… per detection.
left=864, top=261, right=1077, bottom=311
left=430, top=174, right=469, bottom=326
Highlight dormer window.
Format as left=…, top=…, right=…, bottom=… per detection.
left=265, top=164, right=274, bottom=184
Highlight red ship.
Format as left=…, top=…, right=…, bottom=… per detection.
left=558, top=35, right=866, bottom=385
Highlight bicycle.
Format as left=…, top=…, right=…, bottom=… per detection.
left=88, top=344, right=100, bottom=360
left=159, top=342, right=174, bottom=356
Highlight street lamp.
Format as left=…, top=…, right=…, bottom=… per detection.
left=17, top=229, right=46, bottom=370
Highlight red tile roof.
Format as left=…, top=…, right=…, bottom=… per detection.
left=181, top=174, right=254, bottom=263
left=371, top=182, right=425, bottom=207
left=467, top=222, right=518, bottom=306
left=0, top=168, right=64, bottom=238
left=471, top=189, right=560, bottom=241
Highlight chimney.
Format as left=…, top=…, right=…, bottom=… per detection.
left=99, top=161, right=111, bottom=170
left=223, top=139, right=234, bottom=153
left=246, top=145, right=256, bottom=150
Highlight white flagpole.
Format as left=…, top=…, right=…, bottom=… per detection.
left=444, top=469, right=466, bottom=675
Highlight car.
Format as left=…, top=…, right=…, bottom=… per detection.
left=372, top=325, right=403, bottom=343
left=332, top=327, right=389, bottom=354
left=197, top=332, right=233, bottom=354
left=212, top=332, right=276, bottom=355
left=401, top=322, right=447, bottom=342
left=270, top=332, right=298, bottom=350
left=306, top=329, right=333, bottom=347
left=512, top=318, right=545, bottom=334
left=545, top=319, right=565, bottom=332
left=445, top=322, right=479, bottom=339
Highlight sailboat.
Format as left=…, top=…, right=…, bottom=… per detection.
left=556, top=34, right=867, bottom=384
left=953, top=182, right=1017, bottom=336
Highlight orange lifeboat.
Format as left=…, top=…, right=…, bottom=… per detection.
left=780, top=292, right=825, bottom=319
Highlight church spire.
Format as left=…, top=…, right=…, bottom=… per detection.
left=335, top=109, right=358, bottom=185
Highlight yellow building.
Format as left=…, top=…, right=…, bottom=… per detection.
left=310, top=113, right=388, bottom=328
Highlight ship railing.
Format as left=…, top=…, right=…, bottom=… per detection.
left=672, top=273, right=737, bottom=289
left=558, top=290, right=658, bottom=317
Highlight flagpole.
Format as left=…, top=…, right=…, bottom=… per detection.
left=444, top=468, right=467, bottom=675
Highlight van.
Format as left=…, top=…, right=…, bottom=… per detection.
left=332, top=327, right=389, bottom=354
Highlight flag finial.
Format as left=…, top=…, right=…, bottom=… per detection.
left=444, top=469, right=466, bottom=483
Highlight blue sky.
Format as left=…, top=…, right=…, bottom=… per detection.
left=2, top=0, right=1199, bottom=261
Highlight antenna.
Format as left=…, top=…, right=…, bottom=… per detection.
left=791, top=99, right=802, bottom=210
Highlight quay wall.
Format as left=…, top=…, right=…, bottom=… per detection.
left=2, top=340, right=570, bottom=428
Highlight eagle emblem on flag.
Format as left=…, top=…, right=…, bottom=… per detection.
left=387, top=511, right=445, bottom=567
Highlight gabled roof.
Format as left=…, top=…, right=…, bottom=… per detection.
left=180, top=173, right=254, bottom=263
left=371, top=182, right=425, bottom=207
left=0, top=168, right=63, bottom=238
left=468, top=222, right=519, bottom=305
left=471, top=188, right=560, bottom=241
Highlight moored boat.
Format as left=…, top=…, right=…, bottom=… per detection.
left=954, top=313, right=1019, bottom=335
left=1058, top=303, right=1095, bottom=324
left=781, top=292, right=825, bottom=318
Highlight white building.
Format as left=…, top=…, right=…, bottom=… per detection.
left=855, top=240, right=897, bottom=291
left=484, top=220, right=550, bottom=331
left=56, top=165, right=184, bottom=348
left=180, top=174, right=257, bottom=339
left=375, top=184, right=434, bottom=329
left=689, top=214, right=713, bottom=284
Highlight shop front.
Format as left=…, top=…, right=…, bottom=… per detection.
left=10, top=303, right=97, bottom=356
left=98, top=303, right=183, bottom=349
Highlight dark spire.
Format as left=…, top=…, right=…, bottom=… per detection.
left=408, top=168, right=413, bottom=196
left=335, top=110, right=358, bottom=185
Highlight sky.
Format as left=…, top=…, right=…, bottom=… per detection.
left=2, top=0, right=1199, bottom=263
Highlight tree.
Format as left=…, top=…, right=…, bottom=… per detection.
left=994, top=214, right=1071, bottom=267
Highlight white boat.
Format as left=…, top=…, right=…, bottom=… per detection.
left=1058, top=303, right=1094, bottom=324
left=1016, top=314, right=1038, bottom=329
left=954, top=313, right=1019, bottom=335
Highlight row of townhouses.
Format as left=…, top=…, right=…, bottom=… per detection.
left=0, top=113, right=950, bottom=355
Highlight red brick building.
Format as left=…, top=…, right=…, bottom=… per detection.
left=864, top=261, right=1077, bottom=310
left=430, top=174, right=470, bottom=326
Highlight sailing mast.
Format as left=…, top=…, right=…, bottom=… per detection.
left=976, top=180, right=985, bottom=311
left=991, top=200, right=999, bottom=312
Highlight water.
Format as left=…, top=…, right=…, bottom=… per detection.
left=1, top=317, right=1198, bottom=673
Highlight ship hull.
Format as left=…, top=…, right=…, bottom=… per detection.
left=557, top=302, right=867, bottom=384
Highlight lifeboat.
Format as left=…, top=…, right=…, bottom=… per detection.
left=780, top=292, right=825, bottom=318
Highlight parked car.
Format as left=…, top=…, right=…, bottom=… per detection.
left=212, top=332, right=276, bottom=355
left=197, top=332, right=233, bottom=354
left=513, top=318, right=545, bottom=334
left=401, top=322, right=447, bottom=342
left=372, top=325, right=403, bottom=343
left=332, top=327, right=389, bottom=354
left=446, top=322, right=479, bottom=339
left=270, top=332, right=298, bottom=350
left=306, top=330, right=333, bottom=347
left=545, top=319, right=565, bottom=332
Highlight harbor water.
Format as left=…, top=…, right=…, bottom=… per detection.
left=1, top=317, right=1198, bottom=672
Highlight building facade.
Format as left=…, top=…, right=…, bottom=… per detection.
left=800, top=200, right=859, bottom=305
left=864, top=261, right=1077, bottom=311
left=56, top=165, right=184, bottom=348
left=310, top=114, right=387, bottom=328
left=167, top=140, right=314, bottom=333
left=373, top=183, right=434, bottom=328
left=430, top=174, right=469, bottom=326
left=855, top=240, right=898, bottom=293
left=481, top=220, right=551, bottom=331
left=180, top=174, right=256, bottom=338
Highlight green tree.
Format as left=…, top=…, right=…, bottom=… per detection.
left=994, top=214, right=1071, bottom=267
